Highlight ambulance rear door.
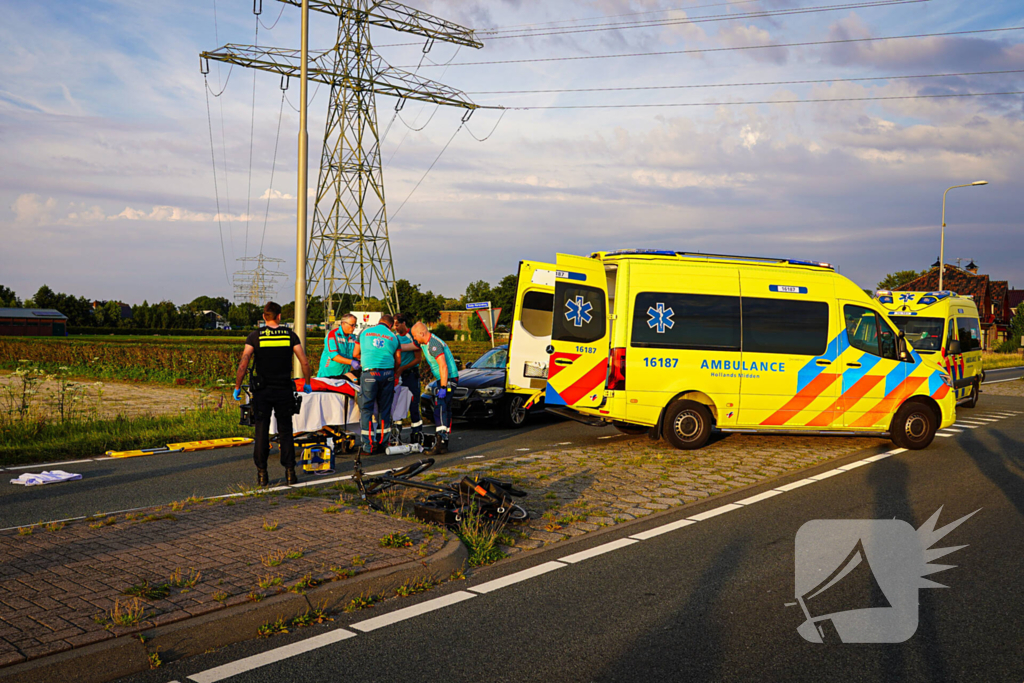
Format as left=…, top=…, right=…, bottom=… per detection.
left=505, top=260, right=557, bottom=395
left=546, top=254, right=612, bottom=411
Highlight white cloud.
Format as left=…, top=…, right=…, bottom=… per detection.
left=112, top=206, right=252, bottom=222
left=10, top=193, right=56, bottom=225
left=259, top=188, right=295, bottom=200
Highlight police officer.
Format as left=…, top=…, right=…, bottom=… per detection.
left=233, top=302, right=312, bottom=486
left=393, top=314, right=424, bottom=440
left=318, top=313, right=360, bottom=380
left=410, top=322, right=459, bottom=455
left=354, top=314, right=401, bottom=455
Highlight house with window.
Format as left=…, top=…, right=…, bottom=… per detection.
left=895, top=261, right=1011, bottom=349
left=0, top=309, right=68, bottom=336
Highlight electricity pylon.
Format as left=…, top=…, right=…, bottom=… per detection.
left=233, top=254, right=289, bottom=306
left=202, top=0, right=484, bottom=322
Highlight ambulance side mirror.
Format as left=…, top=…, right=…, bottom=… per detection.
left=896, top=330, right=909, bottom=361
left=947, top=339, right=962, bottom=356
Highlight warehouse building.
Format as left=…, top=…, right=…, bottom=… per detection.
left=0, top=309, right=68, bottom=336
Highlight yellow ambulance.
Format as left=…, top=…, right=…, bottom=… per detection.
left=505, top=250, right=956, bottom=450
left=873, top=290, right=984, bottom=408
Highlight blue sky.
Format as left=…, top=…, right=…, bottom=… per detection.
left=1, top=0, right=1023, bottom=305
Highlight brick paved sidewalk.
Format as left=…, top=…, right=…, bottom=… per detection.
left=0, top=488, right=446, bottom=668
left=421, top=431, right=891, bottom=554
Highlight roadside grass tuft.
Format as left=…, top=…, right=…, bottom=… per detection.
left=257, top=617, right=289, bottom=638
left=395, top=577, right=438, bottom=597
left=260, top=550, right=286, bottom=568
left=291, top=605, right=332, bottom=627
left=108, top=597, right=146, bottom=627
left=379, top=532, right=413, bottom=548
left=148, top=651, right=162, bottom=669
left=123, top=581, right=171, bottom=601
left=329, top=566, right=355, bottom=579
left=168, top=567, right=201, bottom=590
left=284, top=548, right=304, bottom=560
left=456, top=502, right=507, bottom=567
left=343, top=593, right=382, bottom=612
left=257, top=574, right=282, bottom=590
left=262, top=519, right=279, bottom=531
left=44, top=521, right=66, bottom=532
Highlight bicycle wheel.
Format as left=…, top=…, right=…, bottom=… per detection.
left=360, top=477, right=396, bottom=496
left=388, top=458, right=435, bottom=481
left=505, top=504, right=530, bottom=525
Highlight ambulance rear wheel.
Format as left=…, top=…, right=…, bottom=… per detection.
left=891, top=401, right=937, bottom=450
left=663, top=401, right=712, bottom=450
left=962, top=378, right=980, bottom=409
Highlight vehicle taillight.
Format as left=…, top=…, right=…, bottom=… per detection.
left=607, top=347, right=626, bottom=390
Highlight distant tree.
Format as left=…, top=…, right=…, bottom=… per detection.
left=490, top=274, right=517, bottom=327
left=877, top=270, right=923, bottom=291
left=0, top=285, right=20, bottom=308
left=228, top=302, right=262, bottom=329
left=394, top=279, right=443, bottom=323
left=189, top=295, right=231, bottom=317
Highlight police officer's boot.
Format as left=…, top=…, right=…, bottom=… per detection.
left=257, top=468, right=269, bottom=487
left=428, top=434, right=448, bottom=456
left=285, top=467, right=299, bottom=485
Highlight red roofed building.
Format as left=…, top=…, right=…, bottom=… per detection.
left=1009, top=288, right=1024, bottom=317
left=895, top=262, right=1012, bottom=349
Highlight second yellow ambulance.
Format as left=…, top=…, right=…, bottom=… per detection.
left=506, top=250, right=957, bottom=450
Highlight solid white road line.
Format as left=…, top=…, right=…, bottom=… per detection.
left=982, top=377, right=1023, bottom=385
left=349, top=592, right=475, bottom=632
left=774, top=478, right=815, bottom=492
left=5, top=459, right=94, bottom=471
left=734, top=489, right=783, bottom=505
left=863, top=453, right=892, bottom=462
left=809, top=469, right=844, bottom=480
left=468, top=561, right=566, bottom=594
left=688, top=503, right=742, bottom=521
left=837, top=460, right=870, bottom=471
left=559, top=538, right=638, bottom=564
left=188, top=628, right=357, bottom=683
left=629, top=518, right=696, bottom=541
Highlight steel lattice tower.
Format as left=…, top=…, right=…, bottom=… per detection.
left=202, top=1, right=484, bottom=322
left=233, top=254, right=289, bottom=306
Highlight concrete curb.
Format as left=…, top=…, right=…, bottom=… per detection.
left=0, top=536, right=466, bottom=683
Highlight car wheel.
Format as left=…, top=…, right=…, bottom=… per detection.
left=499, top=393, right=529, bottom=429
left=890, top=401, right=937, bottom=450
left=962, top=378, right=980, bottom=409
left=662, top=400, right=713, bottom=450
left=612, top=421, right=649, bottom=436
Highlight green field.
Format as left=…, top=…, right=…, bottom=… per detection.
left=0, top=336, right=493, bottom=386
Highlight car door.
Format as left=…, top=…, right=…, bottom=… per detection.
left=840, top=303, right=910, bottom=429
left=505, top=260, right=556, bottom=395
left=546, top=253, right=611, bottom=411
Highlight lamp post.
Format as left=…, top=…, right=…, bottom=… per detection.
left=940, top=181, right=988, bottom=291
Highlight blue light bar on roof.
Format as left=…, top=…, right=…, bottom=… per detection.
left=608, top=249, right=676, bottom=256
left=786, top=259, right=834, bottom=270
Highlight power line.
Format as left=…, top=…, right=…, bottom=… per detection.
left=469, top=69, right=1024, bottom=96
left=404, top=26, right=1024, bottom=68
left=260, top=90, right=287, bottom=255
left=482, top=0, right=926, bottom=41
left=390, top=123, right=463, bottom=221
left=204, top=75, right=232, bottom=288
left=477, top=0, right=762, bottom=33
left=243, top=16, right=260, bottom=261
left=502, top=89, right=1024, bottom=110
left=259, top=1, right=287, bottom=30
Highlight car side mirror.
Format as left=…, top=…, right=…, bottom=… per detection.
left=465, top=361, right=473, bottom=369
left=947, top=339, right=962, bottom=355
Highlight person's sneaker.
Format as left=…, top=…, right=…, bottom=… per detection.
left=257, top=468, right=269, bottom=487
left=430, top=439, right=449, bottom=456
left=285, top=468, right=299, bottom=485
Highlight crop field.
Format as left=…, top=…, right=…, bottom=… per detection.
left=0, top=337, right=493, bottom=386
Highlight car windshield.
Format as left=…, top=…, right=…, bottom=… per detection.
left=890, top=316, right=945, bottom=352
left=472, top=348, right=508, bottom=369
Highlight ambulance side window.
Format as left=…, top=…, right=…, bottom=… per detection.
left=742, top=298, right=829, bottom=356
left=844, top=305, right=898, bottom=360
left=553, top=284, right=606, bottom=344
left=957, top=318, right=981, bottom=351
left=631, top=292, right=741, bottom=351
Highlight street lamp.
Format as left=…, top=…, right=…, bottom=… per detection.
left=940, top=181, right=988, bottom=290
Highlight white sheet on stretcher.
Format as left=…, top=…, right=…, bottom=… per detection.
left=270, top=384, right=413, bottom=435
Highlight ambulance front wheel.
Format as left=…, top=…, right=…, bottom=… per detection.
left=962, top=378, right=980, bottom=409
left=663, top=400, right=713, bottom=450
left=890, top=401, right=938, bottom=450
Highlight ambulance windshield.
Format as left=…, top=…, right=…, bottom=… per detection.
left=890, top=317, right=944, bottom=352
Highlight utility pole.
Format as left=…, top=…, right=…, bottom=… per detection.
left=294, top=0, right=310, bottom=373
left=201, top=0, right=488, bottom=337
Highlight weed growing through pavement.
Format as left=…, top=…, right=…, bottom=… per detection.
left=168, top=567, right=201, bottom=590
left=123, top=581, right=171, bottom=601
left=169, top=500, right=186, bottom=512
left=260, top=550, right=286, bottom=567
left=247, top=591, right=264, bottom=603
left=16, top=526, right=33, bottom=536
left=343, top=593, right=382, bottom=612
left=44, top=521, right=66, bottom=532
left=557, top=512, right=587, bottom=525
left=212, top=592, right=229, bottom=603
left=257, top=617, right=289, bottom=638
left=108, top=598, right=145, bottom=627
left=285, top=548, right=304, bottom=560
left=289, top=574, right=317, bottom=594
left=262, top=519, right=279, bottom=532
left=379, top=532, right=413, bottom=548
left=148, top=651, right=162, bottom=669
left=323, top=504, right=342, bottom=514
left=257, top=574, right=282, bottom=590
left=394, top=578, right=438, bottom=597
left=140, top=513, right=177, bottom=524
left=330, top=566, right=355, bottom=579
left=351, top=554, right=366, bottom=566
left=457, top=501, right=507, bottom=567
left=89, top=516, right=117, bottom=529
left=292, top=604, right=332, bottom=627
left=449, top=567, right=466, bottom=581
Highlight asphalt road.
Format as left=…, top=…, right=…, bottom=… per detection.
left=119, top=394, right=1024, bottom=683
left=0, top=412, right=618, bottom=529
left=983, top=365, right=1024, bottom=383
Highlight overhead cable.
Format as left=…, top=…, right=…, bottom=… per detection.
left=469, top=69, right=1024, bottom=96
left=260, top=89, right=287, bottom=255
left=465, top=109, right=508, bottom=142
left=503, top=90, right=1024, bottom=110
left=404, top=26, right=1024, bottom=68
left=390, top=123, right=463, bottom=221
left=204, top=75, right=233, bottom=288
left=477, top=0, right=761, bottom=33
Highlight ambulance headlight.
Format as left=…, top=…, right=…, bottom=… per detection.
left=940, top=372, right=953, bottom=388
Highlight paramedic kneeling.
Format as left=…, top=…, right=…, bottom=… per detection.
left=394, top=314, right=424, bottom=439
left=233, top=302, right=312, bottom=487
left=318, top=313, right=360, bottom=380
left=354, top=314, right=401, bottom=455
left=410, top=322, right=459, bottom=455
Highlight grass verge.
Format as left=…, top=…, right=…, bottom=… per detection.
left=982, top=351, right=1024, bottom=370
left=0, top=408, right=245, bottom=466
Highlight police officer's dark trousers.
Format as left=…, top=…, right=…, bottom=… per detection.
left=253, top=388, right=296, bottom=469
left=359, top=368, right=395, bottom=453
left=401, top=369, right=422, bottom=435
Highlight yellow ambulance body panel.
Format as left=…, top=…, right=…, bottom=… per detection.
left=873, top=290, right=983, bottom=407
left=510, top=250, right=956, bottom=450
